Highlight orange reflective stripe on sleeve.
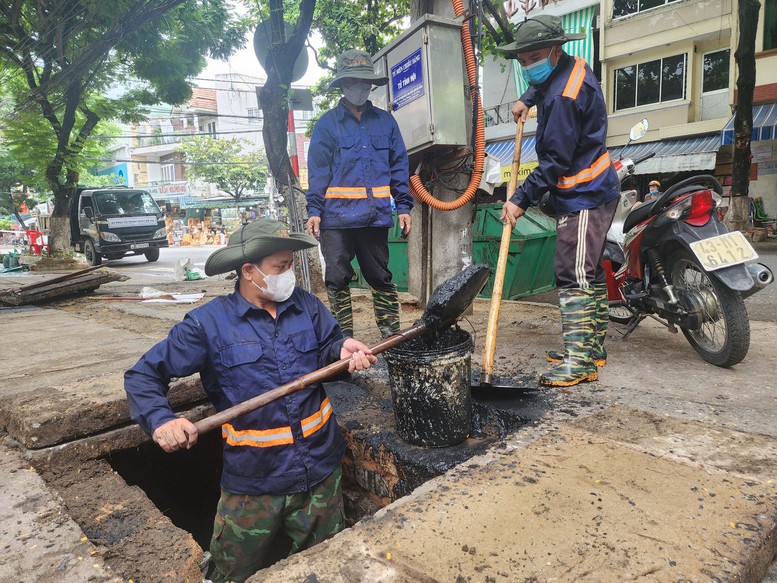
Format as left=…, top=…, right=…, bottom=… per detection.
left=562, top=57, right=586, bottom=100
left=325, top=187, right=368, bottom=199
left=372, top=185, right=392, bottom=198
left=556, top=153, right=612, bottom=190
left=301, top=397, right=333, bottom=438
left=222, top=423, right=294, bottom=448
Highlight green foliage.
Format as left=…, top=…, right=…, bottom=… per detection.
left=79, top=172, right=125, bottom=188
left=0, top=0, right=247, bottom=218
left=0, top=218, right=14, bottom=230
left=308, top=0, right=409, bottom=121
left=244, top=0, right=410, bottom=134
left=178, top=137, right=268, bottom=202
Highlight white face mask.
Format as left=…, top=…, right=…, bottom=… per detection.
left=252, top=265, right=296, bottom=302
left=342, top=81, right=372, bottom=107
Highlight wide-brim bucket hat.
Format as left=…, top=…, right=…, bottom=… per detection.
left=497, top=15, right=586, bottom=54
left=204, top=219, right=317, bottom=276
left=327, top=49, right=389, bottom=91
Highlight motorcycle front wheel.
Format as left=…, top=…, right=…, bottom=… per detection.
left=668, top=250, right=750, bottom=367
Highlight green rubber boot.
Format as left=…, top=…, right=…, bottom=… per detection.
left=540, top=288, right=598, bottom=387
left=326, top=288, right=353, bottom=338
left=546, top=283, right=608, bottom=367
left=372, top=286, right=400, bottom=338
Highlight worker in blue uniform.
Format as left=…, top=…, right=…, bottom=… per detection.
left=306, top=49, right=414, bottom=339
left=124, top=219, right=377, bottom=582
left=497, top=15, right=620, bottom=387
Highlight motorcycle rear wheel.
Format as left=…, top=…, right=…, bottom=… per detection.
left=668, top=250, right=750, bottom=367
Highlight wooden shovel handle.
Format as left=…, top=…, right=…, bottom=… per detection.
left=481, top=121, right=524, bottom=383
left=193, top=322, right=429, bottom=436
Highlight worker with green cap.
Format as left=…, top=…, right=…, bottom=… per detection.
left=124, top=218, right=377, bottom=582
left=306, top=49, right=413, bottom=339
left=497, top=15, right=620, bottom=387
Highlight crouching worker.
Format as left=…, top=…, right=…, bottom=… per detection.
left=124, top=219, right=377, bottom=583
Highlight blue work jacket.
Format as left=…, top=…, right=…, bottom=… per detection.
left=511, top=53, right=620, bottom=216
left=124, top=285, right=347, bottom=496
left=307, top=98, right=413, bottom=229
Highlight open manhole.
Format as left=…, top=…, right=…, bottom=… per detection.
left=37, top=369, right=549, bottom=581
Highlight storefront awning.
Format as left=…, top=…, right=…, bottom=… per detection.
left=721, top=103, right=777, bottom=145
left=608, top=134, right=721, bottom=175
left=485, top=136, right=538, bottom=167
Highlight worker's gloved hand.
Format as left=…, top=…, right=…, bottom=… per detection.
left=152, top=418, right=199, bottom=453
left=341, top=338, right=378, bottom=372
left=398, top=213, right=412, bottom=238
left=500, top=200, right=525, bottom=228
left=306, top=216, right=321, bottom=239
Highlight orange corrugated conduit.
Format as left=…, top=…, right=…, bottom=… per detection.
left=408, top=0, right=485, bottom=211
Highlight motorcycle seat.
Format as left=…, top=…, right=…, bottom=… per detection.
left=623, top=200, right=655, bottom=233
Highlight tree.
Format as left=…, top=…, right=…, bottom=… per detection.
left=728, top=0, right=760, bottom=233
left=244, top=0, right=410, bottom=289
left=178, top=136, right=268, bottom=203
left=0, top=1, right=246, bottom=253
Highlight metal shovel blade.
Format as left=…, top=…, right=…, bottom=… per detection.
left=421, top=264, right=492, bottom=332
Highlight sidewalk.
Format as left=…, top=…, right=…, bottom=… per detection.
left=257, top=407, right=777, bottom=582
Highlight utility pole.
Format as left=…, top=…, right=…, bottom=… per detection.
left=408, top=0, right=476, bottom=306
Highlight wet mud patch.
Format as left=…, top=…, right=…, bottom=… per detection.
left=38, top=454, right=204, bottom=582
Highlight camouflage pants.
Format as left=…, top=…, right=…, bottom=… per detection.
left=209, top=466, right=344, bottom=583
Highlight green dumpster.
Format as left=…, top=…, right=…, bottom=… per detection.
left=472, top=204, right=556, bottom=300
left=349, top=205, right=556, bottom=299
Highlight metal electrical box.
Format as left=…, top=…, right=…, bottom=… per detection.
left=372, top=14, right=468, bottom=156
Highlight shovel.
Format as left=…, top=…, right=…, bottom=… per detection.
left=475, top=120, right=535, bottom=392
left=193, top=264, right=492, bottom=435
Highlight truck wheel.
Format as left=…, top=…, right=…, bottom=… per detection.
left=145, top=248, right=160, bottom=262
left=84, top=239, right=102, bottom=266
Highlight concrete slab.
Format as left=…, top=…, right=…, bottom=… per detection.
left=254, top=408, right=777, bottom=582
left=0, top=440, right=121, bottom=583
left=0, top=306, right=205, bottom=449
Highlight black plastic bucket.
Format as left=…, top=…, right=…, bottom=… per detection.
left=384, top=327, right=473, bottom=447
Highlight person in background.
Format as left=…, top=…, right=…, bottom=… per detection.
left=645, top=180, right=661, bottom=202
left=497, top=15, right=620, bottom=387
left=306, top=49, right=413, bottom=339
left=124, top=219, right=377, bottom=583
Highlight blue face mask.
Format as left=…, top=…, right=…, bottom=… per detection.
left=522, top=56, right=556, bottom=85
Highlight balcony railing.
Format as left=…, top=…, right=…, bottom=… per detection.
left=483, top=101, right=518, bottom=128
left=133, top=128, right=198, bottom=148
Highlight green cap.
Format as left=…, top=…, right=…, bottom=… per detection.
left=327, top=49, right=389, bottom=91
left=497, top=15, right=586, bottom=54
left=204, top=219, right=317, bottom=276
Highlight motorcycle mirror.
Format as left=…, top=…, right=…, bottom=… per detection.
left=629, top=118, right=649, bottom=142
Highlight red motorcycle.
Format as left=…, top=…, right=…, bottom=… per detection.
left=603, top=152, right=774, bottom=367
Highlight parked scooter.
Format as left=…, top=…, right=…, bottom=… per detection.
left=603, top=120, right=774, bottom=367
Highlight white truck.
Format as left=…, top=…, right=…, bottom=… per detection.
left=69, top=187, right=168, bottom=266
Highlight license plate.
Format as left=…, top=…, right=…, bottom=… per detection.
left=689, top=231, right=758, bottom=271
left=130, top=243, right=150, bottom=250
